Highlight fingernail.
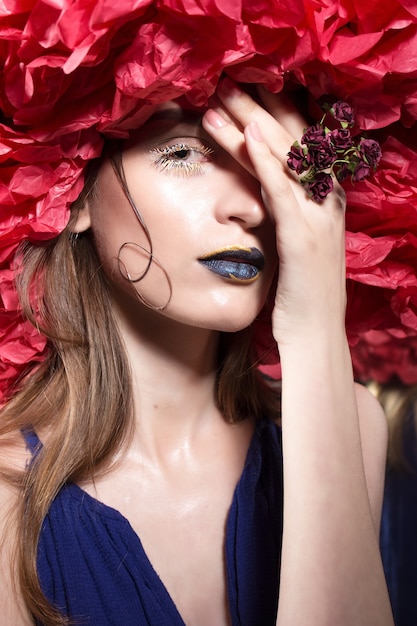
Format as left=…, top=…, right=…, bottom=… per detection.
left=219, top=77, right=242, bottom=97
left=248, top=121, right=263, bottom=142
left=204, top=108, right=228, bottom=129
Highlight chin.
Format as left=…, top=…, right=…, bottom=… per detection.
left=159, top=294, right=266, bottom=332
left=208, top=315, right=258, bottom=333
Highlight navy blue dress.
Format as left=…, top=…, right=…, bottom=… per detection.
left=380, top=411, right=417, bottom=626
left=23, top=419, right=283, bottom=626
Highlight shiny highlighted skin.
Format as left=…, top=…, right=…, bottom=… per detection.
left=198, top=246, right=265, bottom=283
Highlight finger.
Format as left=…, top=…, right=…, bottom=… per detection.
left=255, top=87, right=348, bottom=210
left=202, top=108, right=257, bottom=177
left=243, top=121, right=306, bottom=227
left=216, top=78, right=295, bottom=163
left=206, top=95, right=242, bottom=129
left=203, top=106, right=321, bottom=211
left=257, top=86, right=308, bottom=139
left=245, top=121, right=346, bottom=220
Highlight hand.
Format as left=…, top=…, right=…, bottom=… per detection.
left=202, top=79, right=347, bottom=349
left=203, top=81, right=395, bottom=626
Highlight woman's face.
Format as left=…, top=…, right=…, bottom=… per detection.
left=86, top=101, right=278, bottom=333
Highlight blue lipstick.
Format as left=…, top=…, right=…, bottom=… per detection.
left=199, top=247, right=265, bottom=283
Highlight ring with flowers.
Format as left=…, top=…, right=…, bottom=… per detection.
left=287, top=99, right=382, bottom=202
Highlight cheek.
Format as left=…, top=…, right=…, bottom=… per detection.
left=89, top=168, right=174, bottom=307
left=122, top=167, right=214, bottom=252
left=90, top=161, right=152, bottom=268
left=90, top=161, right=197, bottom=300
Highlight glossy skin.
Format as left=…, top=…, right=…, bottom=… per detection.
left=87, top=101, right=278, bottom=332
left=0, top=80, right=394, bottom=626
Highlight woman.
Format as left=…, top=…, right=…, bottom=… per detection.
left=0, top=79, right=393, bottom=624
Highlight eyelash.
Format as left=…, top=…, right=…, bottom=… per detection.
left=150, top=142, right=214, bottom=176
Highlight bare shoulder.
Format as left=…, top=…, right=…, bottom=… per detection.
left=354, top=381, right=388, bottom=444
left=354, top=381, right=388, bottom=463
left=0, top=433, right=34, bottom=624
left=354, top=382, right=388, bottom=532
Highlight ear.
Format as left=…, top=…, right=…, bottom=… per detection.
left=69, top=199, right=92, bottom=234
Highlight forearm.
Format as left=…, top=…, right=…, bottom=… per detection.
left=200, top=80, right=393, bottom=626
left=277, top=329, right=393, bottom=626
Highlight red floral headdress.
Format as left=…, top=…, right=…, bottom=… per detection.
left=1, top=0, right=417, bottom=400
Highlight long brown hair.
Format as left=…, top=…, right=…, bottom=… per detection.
left=0, top=163, right=280, bottom=625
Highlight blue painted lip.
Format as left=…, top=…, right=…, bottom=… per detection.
left=198, top=247, right=265, bottom=281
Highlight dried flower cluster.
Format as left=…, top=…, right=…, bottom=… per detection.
left=287, top=100, right=382, bottom=202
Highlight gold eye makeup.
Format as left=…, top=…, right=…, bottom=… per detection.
left=149, top=141, right=214, bottom=176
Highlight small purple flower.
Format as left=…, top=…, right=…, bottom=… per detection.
left=309, top=141, right=337, bottom=170
left=335, top=162, right=351, bottom=183
left=331, top=101, right=355, bottom=126
left=303, top=171, right=334, bottom=202
left=287, top=144, right=311, bottom=174
left=289, top=96, right=381, bottom=200
left=329, top=128, right=353, bottom=150
left=352, top=161, right=371, bottom=182
left=301, top=124, right=326, bottom=146
left=358, top=138, right=382, bottom=169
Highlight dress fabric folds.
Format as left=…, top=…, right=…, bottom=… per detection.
left=380, top=411, right=417, bottom=626
left=23, top=419, right=283, bottom=626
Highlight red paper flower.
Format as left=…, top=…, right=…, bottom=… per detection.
left=351, top=330, right=417, bottom=385
left=342, top=129, right=417, bottom=381
left=0, top=123, right=102, bottom=400
left=0, top=125, right=101, bottom=257
left=292, top=0, right=417, bottom=130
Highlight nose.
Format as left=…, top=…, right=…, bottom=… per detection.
left=214, top=163, right=267, bottom=229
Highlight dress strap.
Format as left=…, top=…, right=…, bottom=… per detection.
left=21, top=428, right=43, bottom=458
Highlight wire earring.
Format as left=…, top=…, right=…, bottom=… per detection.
left=117, top=241, right=172, bottom=311
left=109, top=151, right=172, bottom=311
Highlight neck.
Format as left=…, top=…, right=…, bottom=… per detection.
left=112, top=296, right=223, bottom=454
